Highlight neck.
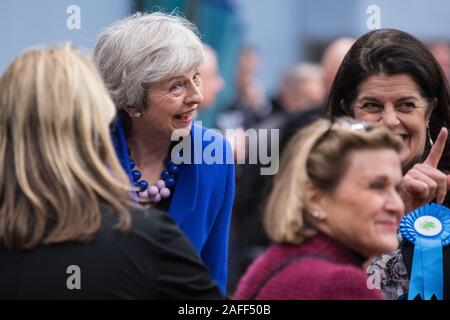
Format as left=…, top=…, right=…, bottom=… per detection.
left=314, top=228, right=369, bottom=266
left=127, top=127, right=171, bottom=169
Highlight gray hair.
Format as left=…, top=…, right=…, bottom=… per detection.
left=282, top=63, right=323, bottom=91
left=93, top=12, right=204, bottom=111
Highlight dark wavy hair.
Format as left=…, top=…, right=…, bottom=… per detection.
left=325, top=29, right=450, bottom=172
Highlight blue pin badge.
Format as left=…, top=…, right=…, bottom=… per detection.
left=399, top=203, right=450, bottom=300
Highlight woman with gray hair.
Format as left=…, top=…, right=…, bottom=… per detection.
left=94, top=12, right=234, bottom=294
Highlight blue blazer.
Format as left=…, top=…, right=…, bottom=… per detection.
left=112, top=121, right=235, bottom=294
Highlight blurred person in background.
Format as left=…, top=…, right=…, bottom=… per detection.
left=227, top=37, right=355, bottom=294
left=322, top=37, right=358, bottom=94
left=279, top=37, right=356, bottom=151
left=280, top=63, right=325, bottom=113
left=258, top=62, right=325, bottom=130
left=217, top=45, right=270, bottom=131
left=428, top=40, right=450, bottom=84
left=234, top=118, right=404, bottom=300
left=198, top=44, right=225, bottom=110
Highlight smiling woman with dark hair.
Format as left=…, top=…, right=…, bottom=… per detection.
left=235, top=118, right=404, bottom=300
left=326, top=28, right=450, bottom=299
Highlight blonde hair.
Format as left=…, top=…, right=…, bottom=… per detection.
left=264, top=117, right=402, bottom=245
left=0, top=45, right=134, bottom=250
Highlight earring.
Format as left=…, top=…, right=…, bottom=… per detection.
left=133, top=112, right=142, bottom=118
left=312, top=211, right=322, bottom=220
left=427, top=125, right=434, bottom=146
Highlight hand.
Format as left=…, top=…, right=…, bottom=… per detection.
left=400, top=127, right=450, bottom=213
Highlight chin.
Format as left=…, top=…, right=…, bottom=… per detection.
left=376, top=238, right=399, bottom=254
left=168, top=123, right=191, bottom=139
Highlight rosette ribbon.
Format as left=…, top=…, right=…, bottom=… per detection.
left=400, top=203, right=450, bottom=300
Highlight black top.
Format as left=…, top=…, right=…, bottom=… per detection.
left=0, top=204, right=223, bottom=300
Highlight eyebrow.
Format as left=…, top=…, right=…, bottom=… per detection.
left=165, top=76, right=185, bottom=83
left=357, top=95, right=420, bottom=103
left=395, top=96, right=420, bottom=102
left=366, top=174, right=401, bottom=184
left=358, top=96, right=381, bottom=102
left=373, top=175, right=389, bottom=180
left=165, top=70, right=200, bottom=83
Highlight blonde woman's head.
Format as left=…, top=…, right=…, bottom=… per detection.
left=0, top=45, right=133, bottom=250
left=265, top=117, right=404, bottom=258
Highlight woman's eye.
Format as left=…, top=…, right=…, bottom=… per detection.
left=361, top=103, right=382, bottom=112
left=369, top=182, right=385, bottom=190
left=193, top=72, right=201, bottom=85
left=170, top=82, right=184, bottom=91
left=396, top=102, right=416, bottom=112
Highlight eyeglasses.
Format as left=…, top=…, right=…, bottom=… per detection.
left=312, top=117, right=374, bottom=150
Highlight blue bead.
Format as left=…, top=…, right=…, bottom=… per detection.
left=132, top=170, right=141, bottom=182
left=129, top=159, right=135, bottom=169
left=165, top=176, right=176, bottom=188
left=168, top=164, right=179, bottom=174
left=161, top=170, right=171, bottom=180
left=164, top=158, right=173, bottom=167
left=137, top=180, right=149, bottom=191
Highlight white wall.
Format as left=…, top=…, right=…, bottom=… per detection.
left=232, top=0, right=450, bottom=93
left=232, top=0, right=304, bottom=94
left=0, top=0, right=132, bottom=72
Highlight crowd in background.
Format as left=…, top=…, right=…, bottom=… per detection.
left=2, top=8, right=450, bottom=300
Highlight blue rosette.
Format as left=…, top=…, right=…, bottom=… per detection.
left=399, top=203, right=450, bottom=300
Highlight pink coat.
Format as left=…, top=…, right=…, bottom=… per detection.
left=234, top=232, right=383, bottom=300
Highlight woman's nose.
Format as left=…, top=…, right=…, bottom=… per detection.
left=386, top=189, right=406, bottom=217
left=185, top=82, right=203, bottom=105
left=381, top=106, right=401, bottom=129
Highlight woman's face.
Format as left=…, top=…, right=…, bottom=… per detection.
left=351, top=74, right=435, bottom=170
left=141, top=67, right=203, bottom=137
left=316, top=149, right=404, bottom=258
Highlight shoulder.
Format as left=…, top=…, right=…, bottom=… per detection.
left=315, top=261, right=383, bottom=299
left=277, top=257, right=383, bottom=300
left=127, top=207, right=186, bottom=245
left=100, top=203, right=187, bottom=250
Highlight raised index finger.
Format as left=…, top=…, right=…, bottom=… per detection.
left=424, top=127, right=448, bottom=168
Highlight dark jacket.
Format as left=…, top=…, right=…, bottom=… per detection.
left=0, top=204, right=223, bottom=299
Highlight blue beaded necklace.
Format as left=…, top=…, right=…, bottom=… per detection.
left=128, top=148, right=179, bottom=203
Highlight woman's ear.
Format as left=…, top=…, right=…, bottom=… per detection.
left=426, top=98, right=438, bottom=121
left=124, top=107, right=141, bottom=119
left=304, top=183, right=328, bottom=221
left=340, top=99, right=353, bottom=117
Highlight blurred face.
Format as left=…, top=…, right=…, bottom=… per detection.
left=284, top=78, right=325, bottom=112
left=351, top=74, right=435, bottom=170
left=429, top=43, right=450, bottom=81
left=297, top=78, right=325, bottom=110
left=316, top=149, right=404, bottom=258
left=143, top=67, right=203, bottom=137
left=199, top=51, right=224, bottom=108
